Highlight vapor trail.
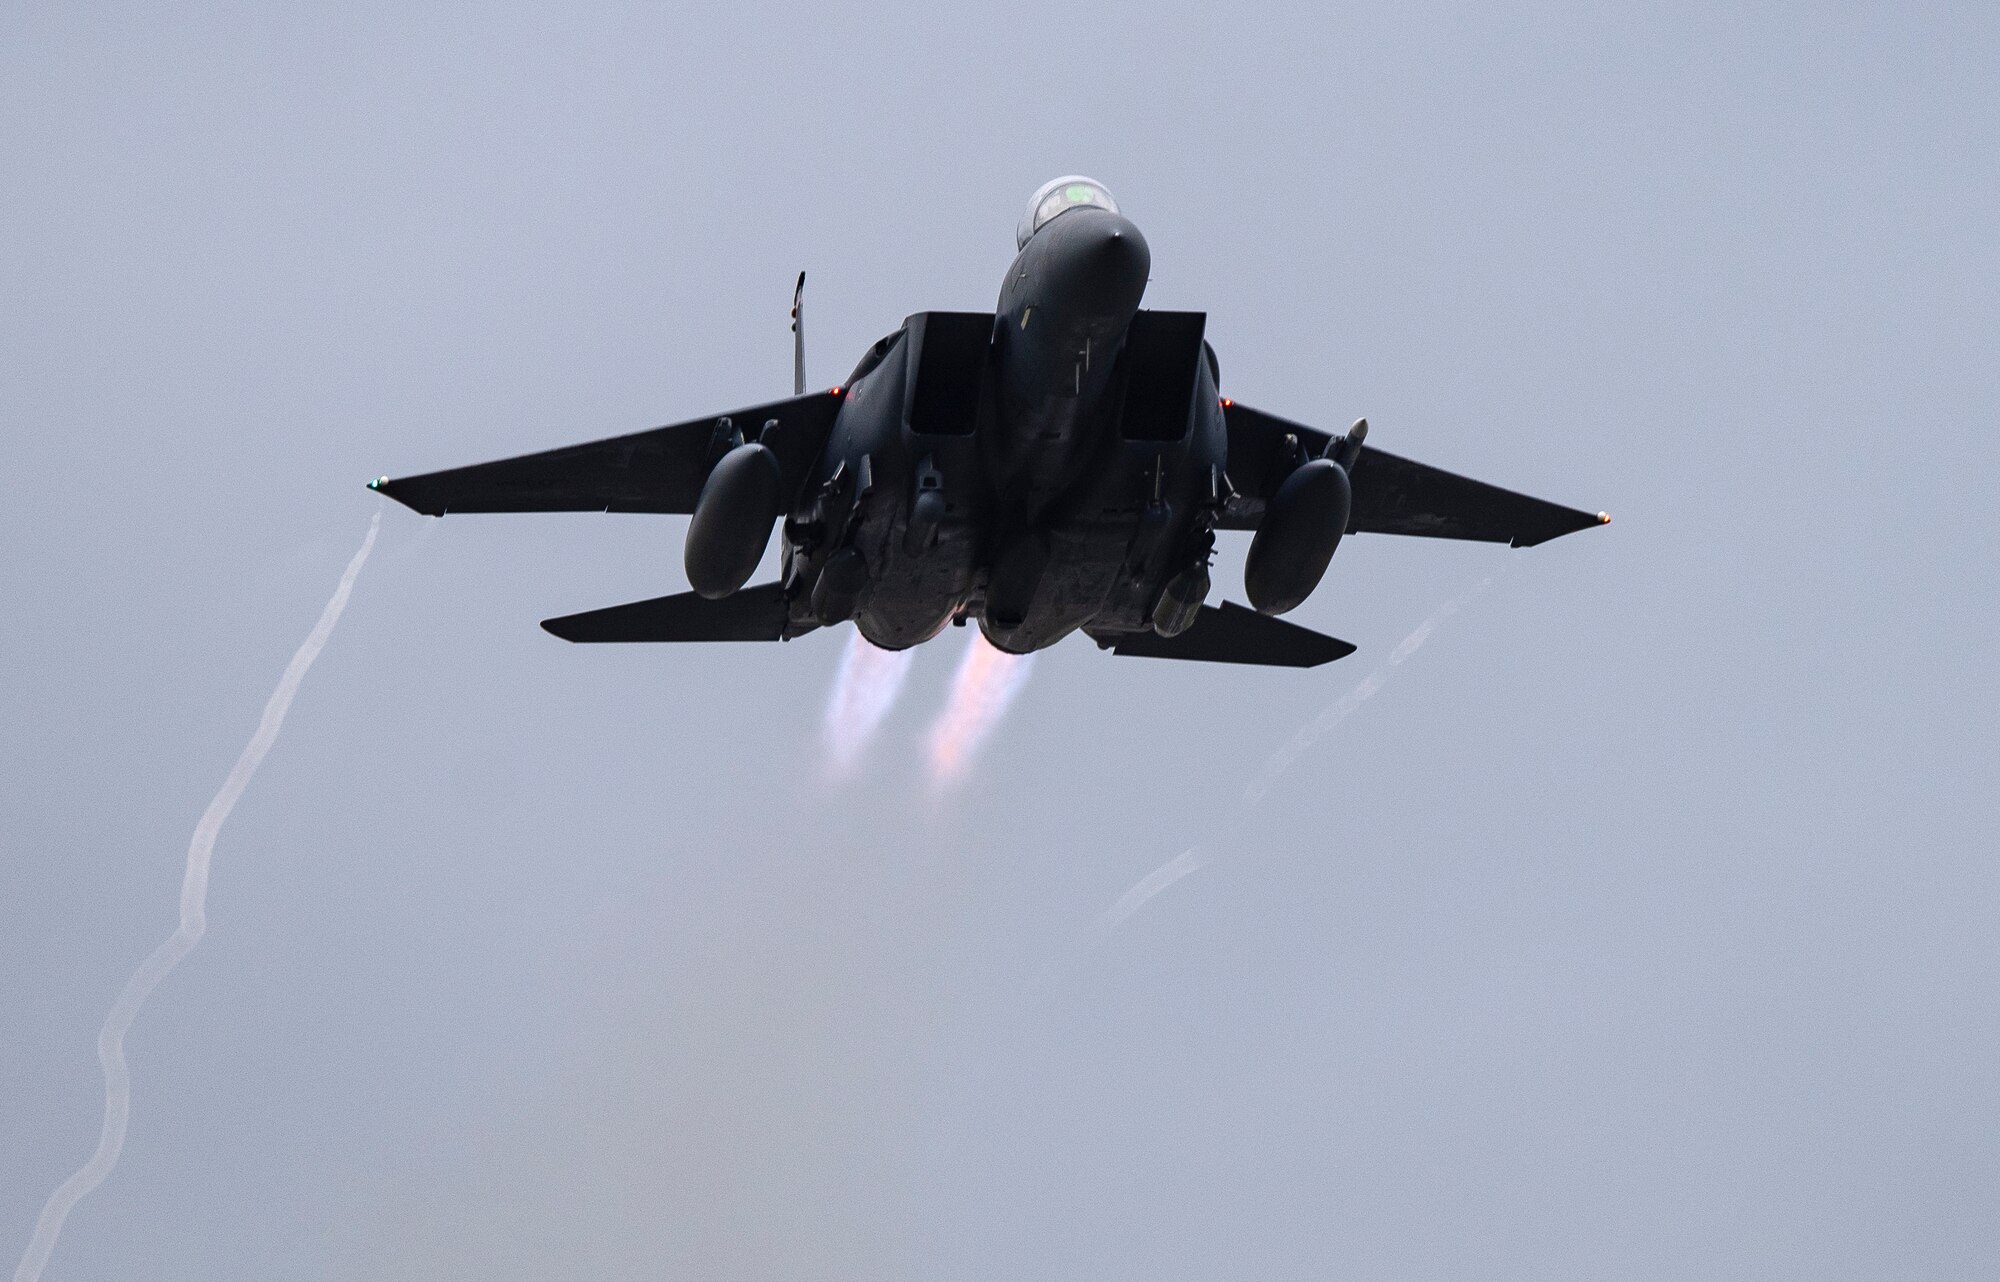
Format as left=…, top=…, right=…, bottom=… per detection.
left=1242, top=574, right=1495, bottom=804
left=1084, top=575, right=1501, bottom=941
left=13, top=512, right=381, bottom=1282
left=926, top=631, right=1035, bottom=786
left=822, top=630, right=915, bottom=775
left=1097, top=847, right=1207, bottom=933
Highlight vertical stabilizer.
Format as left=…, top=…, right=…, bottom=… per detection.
left=791, top=271, right=807, bottom=396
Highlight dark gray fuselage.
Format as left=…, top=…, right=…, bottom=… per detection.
left=785, top=207, right=1229, bottom=654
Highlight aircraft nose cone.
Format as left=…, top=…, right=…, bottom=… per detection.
left=1081, top=213, right=1151, bottom=303
left=1046, top=209, right=1151, bottom=316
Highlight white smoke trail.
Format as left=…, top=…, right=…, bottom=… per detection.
left=1096, top=847, right=1208, bottom=933
left=1241, top=575, right=1495, bottom=805
left=1086, top=574, right=1502, bottom=940
left=822, top=630, right=915, bottom=775
left=13, top=512, right=381, bottom=1282
left=925, top=631, right=1036, bottom=787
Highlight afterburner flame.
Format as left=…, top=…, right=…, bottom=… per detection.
left=926, top=631, right=1036, bottom=786
left=822, top=630, right=914, bottom=775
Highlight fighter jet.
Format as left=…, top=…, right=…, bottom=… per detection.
left=369, top=176, right=1605, bottom=668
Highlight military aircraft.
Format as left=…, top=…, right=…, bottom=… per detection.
left=369, top=176, right=1605, bottom=668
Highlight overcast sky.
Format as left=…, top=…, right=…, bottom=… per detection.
left=3, top=3, right=1996, bottom=1279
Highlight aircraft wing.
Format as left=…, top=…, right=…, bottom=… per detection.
left=369, top=389, right=843, bottom=516
left=1218, top=402, right=1606, bottom=547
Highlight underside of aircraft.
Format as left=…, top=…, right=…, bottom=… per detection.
left=371, top=178, right=1605, bottom=668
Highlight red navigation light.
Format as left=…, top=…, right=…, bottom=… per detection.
left=1220, top=397, right=1234, bottom=408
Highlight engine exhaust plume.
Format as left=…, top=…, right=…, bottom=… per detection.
left=822, top=630, right=914, bottom=775
left=13, top=512, right=381, bottom=1282
left=925, top=631, right=1035, bottom=787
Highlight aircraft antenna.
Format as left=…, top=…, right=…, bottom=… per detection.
left=791, top=271, right=806, bottom=396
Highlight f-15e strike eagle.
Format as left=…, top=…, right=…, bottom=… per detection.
left=370, top=177, right=1606, bottom=668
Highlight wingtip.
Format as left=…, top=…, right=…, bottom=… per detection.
left=366, top=475, right=447, bottom=516
left=1597, top=511, right=1611, bottom=525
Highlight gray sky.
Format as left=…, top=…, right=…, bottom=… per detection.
left=3, top=2, right=1995, bottom=1278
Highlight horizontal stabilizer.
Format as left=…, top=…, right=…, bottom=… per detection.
left=542, top=582, right=809, bottom=643
left=1093, top=602, right=1355, bottom=668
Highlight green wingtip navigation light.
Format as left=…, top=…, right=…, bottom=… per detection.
left=367, top=475, right=388, bottom=490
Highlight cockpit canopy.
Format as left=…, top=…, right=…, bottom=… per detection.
left=1016, top=176, right=1119, bottom=249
